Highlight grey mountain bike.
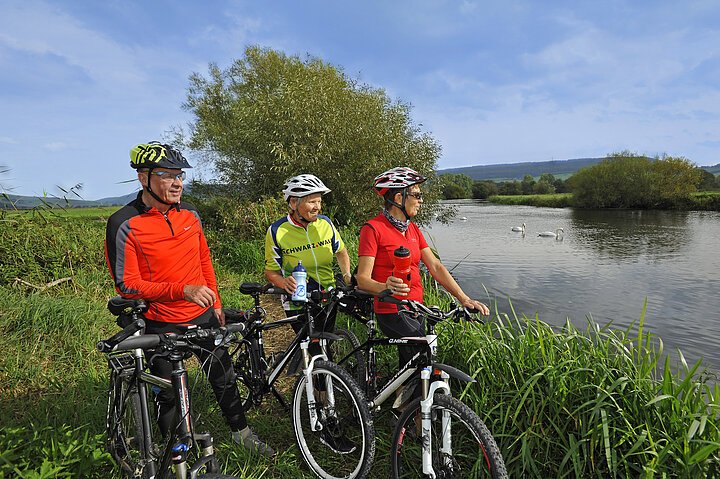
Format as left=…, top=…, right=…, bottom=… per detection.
left=98, top=297, right=245, bottom=479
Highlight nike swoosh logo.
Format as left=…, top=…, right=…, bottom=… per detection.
left=184, top=226, right=191, bottom=231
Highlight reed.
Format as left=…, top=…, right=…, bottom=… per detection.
left=424, top=281, right=720, bottom=477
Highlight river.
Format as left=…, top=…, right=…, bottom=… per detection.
left=422, top=201, right=720, bottom=373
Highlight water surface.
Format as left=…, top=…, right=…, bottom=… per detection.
left=423, top=201, right=720, bottom=372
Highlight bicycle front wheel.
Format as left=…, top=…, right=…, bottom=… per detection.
left=291, top=360, right=375, bottom=479
left=107, top=369, right=155, bottom=477
left=391, top=394, right=507, bottom=479
left=328, top=327, right=366, bottom=387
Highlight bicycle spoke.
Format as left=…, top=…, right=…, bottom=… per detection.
left=292, top=360, right=375, bottom=479
left=391, top=395, right=507, bottom=479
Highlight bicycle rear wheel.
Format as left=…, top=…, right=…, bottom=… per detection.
left=107, top=369, right=155, bottom=477
left=291, top=360, right=375, bottom=479
left=328, top=327, right=365, bottom=387
left=391, top=394, right=507, bottom=479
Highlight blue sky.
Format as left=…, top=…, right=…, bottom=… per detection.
left=2, top=0, right=719, bottom=200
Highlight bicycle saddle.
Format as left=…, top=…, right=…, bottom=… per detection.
left=107, top=296, right=147, bottom=316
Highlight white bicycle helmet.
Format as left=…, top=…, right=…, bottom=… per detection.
left=282, top=174, right=331, bottom=201
left=373, top=167, right=426, bottom=196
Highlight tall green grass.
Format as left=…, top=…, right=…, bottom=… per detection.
left=2, top=208, right=720, bottom=478
left=424, top=282, right=720, bottom=477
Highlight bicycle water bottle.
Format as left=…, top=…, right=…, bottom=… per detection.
left=291, top=261, right=308, bottom=302
left=392, top=246, right=412, bottom=293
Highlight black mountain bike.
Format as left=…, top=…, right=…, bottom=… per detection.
left=97, top=297, right=245, bottom=479
left=228, top=282, right=375, bottom=479
left=332, top=288, right=508, bottom=479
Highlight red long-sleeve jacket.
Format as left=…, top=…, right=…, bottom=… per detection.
left=104, top=192, right=221, bottom=323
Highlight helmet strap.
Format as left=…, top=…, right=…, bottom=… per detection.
left=289, top=198, right=312, bottom=226
left=385, top=190, right=411, bottom=221
left=144, top=167, right=179, bottom=209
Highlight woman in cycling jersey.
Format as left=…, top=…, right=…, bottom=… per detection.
left=355, top=166, right=490, bottom=409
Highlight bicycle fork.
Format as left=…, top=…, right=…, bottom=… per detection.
left=301, top=338, right=333, bottom=432
left=420, top=367, right=452, bottom=478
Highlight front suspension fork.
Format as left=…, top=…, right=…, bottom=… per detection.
left=420, top=368, right=452, bottom=478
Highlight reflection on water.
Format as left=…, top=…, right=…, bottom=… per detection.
left=570, top=209, right=691, bottom=260
left=424, top=201, right=720, bottom=373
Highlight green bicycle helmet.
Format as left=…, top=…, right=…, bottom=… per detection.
left=129, top=142, right=192, bottom=170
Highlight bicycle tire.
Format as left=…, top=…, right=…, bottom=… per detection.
left=391, top=394, right=508, bottom=479
left=328, top=328, right=366, bottom=388
left=107, top=370, right=153, bottom=478
left=291, top=360, right=375, bottom=479
left=231, top=340, right=259, bottom=412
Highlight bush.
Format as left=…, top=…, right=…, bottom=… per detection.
left=570, top=153, right=701, bottom=209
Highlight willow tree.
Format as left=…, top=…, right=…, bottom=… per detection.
left=183, top=46, right=440, bottom=226
left=570, top=152, right=701, bottom=208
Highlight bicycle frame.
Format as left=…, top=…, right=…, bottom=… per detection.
left=100, top=297, right=241, bottom=479
left=230, top=284, right=343, bottom=422
left=109, top=335, right=220, bottom=479
left=334, top=294, right=478, bottom=478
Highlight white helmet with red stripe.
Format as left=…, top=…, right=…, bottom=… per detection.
left=373, top=167, right=427, bottom=196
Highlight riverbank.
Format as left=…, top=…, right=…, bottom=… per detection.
left=1, top=209, right=719, bottom=477
left=488, top=191, right=720, bottom=210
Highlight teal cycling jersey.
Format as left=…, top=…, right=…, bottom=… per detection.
left=265, top=214, right=345, bottom=304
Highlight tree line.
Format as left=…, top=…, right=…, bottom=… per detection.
left=176, top=45, right=718, bottom=224
left=441, top=153, right=720, bottom=208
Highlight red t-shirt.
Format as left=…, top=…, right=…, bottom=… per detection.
left=358, top=213, right=429, bottom=314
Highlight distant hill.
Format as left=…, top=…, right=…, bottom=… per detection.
left=438, top=158, right=604, bottom=181
left=439, top=158, right=720, bottom=181
left=705, top=164, right=720, bottom=175
left=1, top=191, right=137, bottom=210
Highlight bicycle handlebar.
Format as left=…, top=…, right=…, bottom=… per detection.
left=97, top=322, right=246, bottom=353
left=96, top=319, right=146, bottom=353
left=378, top=290, right=481, bottom=323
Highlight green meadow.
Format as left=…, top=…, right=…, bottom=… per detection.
left=1, top=206, right=719, bottom=478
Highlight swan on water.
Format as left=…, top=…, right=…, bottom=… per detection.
left=511, top=223, right=526, bottom=232
left=538, top=228, right=564, bottom=238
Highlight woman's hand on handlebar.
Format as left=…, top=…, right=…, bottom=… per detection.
left=460, top=297, right=490, bottom=316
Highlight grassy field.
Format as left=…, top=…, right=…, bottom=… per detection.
left=2, top=207, right=720, bottom=478
left=489, top=191, right=720, bottom=210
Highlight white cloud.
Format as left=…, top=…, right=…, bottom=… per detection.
left=43, top=142, right=68, bottom=151
left=0, top=1, right=146, bottom=86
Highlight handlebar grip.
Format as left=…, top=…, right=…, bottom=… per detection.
left=112, top=334, right=161, bottom=351
left=378, top=290, right=405, bottom=305
left=223, top=322, right=246, bottom=334
left=97, top=319, right=146, bottom=352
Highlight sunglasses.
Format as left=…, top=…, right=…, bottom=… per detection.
left=151, top=171, right=186, bottom=182
left=406, top=192, right=423, bottom=200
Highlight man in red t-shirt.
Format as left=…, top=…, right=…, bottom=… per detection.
left=356, top=167, right=489, bottom=409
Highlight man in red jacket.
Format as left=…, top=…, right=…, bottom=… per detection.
left=105, top=141, right=273, bottom=456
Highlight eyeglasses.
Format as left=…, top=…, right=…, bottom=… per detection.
left=407, top=192, right=423, bottom=200
left=151, top=171, right=186, bottom=182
